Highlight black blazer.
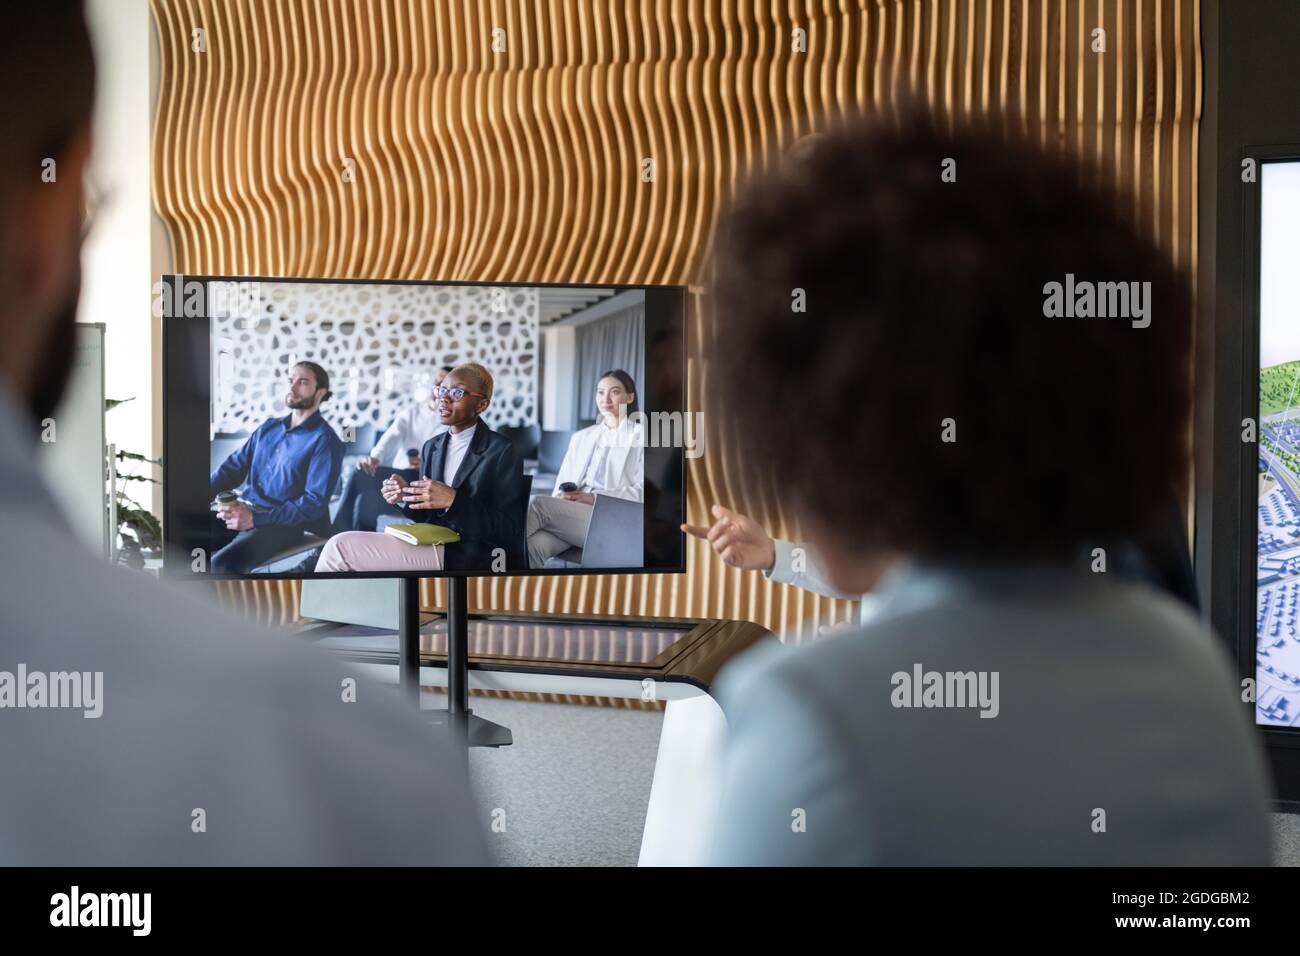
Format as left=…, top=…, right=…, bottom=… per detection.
left=402, top=422, right=526, bottom=572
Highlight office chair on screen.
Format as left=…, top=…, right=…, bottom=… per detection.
left=548, top=494, right=644, bottom=569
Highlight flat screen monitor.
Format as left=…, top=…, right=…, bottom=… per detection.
left=161, top=276, right=689, bottom=580
left=1255, top=159, right=1300, bottom=726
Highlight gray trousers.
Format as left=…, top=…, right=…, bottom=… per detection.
left=527, top=495, right=594, bottom=567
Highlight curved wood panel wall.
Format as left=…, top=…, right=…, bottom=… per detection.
left=152, top=0, right=1200, bottom=642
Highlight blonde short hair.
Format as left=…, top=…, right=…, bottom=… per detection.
left=448, top=362, right=494, bottom=403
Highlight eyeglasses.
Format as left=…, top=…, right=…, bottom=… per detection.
left=435, top=384, right=487, bottom=402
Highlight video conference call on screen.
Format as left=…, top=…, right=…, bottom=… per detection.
left=161, top=276, right=688, bottom=579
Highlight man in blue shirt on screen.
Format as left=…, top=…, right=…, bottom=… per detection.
left=209, top=360, right=344, bottom=573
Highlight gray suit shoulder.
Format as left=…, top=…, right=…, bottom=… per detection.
left=0, top=504, right=488, bottom=865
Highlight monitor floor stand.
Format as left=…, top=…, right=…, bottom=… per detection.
left=399, top=576, right=513, bottom=751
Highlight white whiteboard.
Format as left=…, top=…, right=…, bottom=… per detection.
left=36, top=323, right=109, bottom=558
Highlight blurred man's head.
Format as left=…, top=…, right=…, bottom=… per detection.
left=425, top=365, right=455, bottom=407
left=0, top=4, right=96, bottom=429
left=711, top=110, right=1192, bottom=596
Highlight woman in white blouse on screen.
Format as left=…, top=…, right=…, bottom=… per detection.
left=527, top=370, right=643, bottom=568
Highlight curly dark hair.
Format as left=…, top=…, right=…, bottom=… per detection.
left=709, top=109, right=1192, bottom=561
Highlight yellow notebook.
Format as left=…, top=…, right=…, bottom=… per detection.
left=383, top=523, right=461, bottom=546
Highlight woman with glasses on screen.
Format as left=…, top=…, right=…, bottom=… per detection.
left=526, top=370, right=644, bottom=568
left=314, top=363, right=526, bottom=573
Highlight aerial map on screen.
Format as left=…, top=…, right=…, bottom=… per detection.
left=1257, top=361, right=1300, bottom=724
